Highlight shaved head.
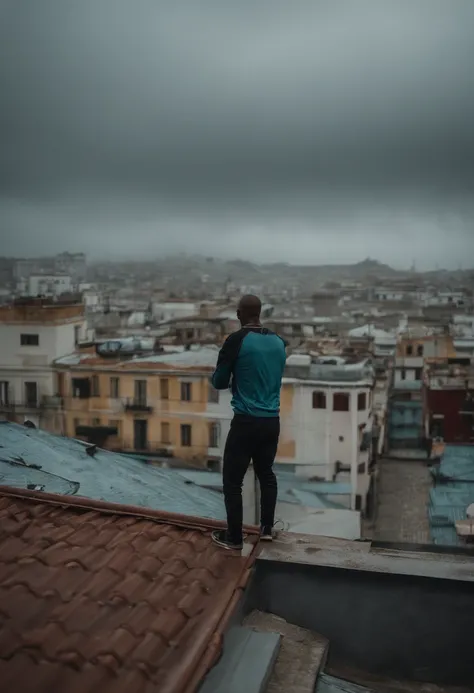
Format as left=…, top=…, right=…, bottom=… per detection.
left=237, top=294, right=262, bottom=326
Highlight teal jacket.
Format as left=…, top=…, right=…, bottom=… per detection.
left=211, top=327, right=286, bottom=417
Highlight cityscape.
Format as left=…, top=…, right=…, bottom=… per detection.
left=0, top=249, right=473, bottom=688
left=1, top=1, right=474, bottom=691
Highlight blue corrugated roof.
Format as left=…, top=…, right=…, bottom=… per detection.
left=0, top=422, right=225, bottom=519
left=174, top=467, right=351, bottom=508
left=428, top=444, right=474, bottom=545
left=177, top=470, right=222, bottom=488
left=287, top=489, right=346, bottom=509
left=431, top=445, right=474, bottom=482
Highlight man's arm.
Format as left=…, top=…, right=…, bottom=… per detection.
left=211, top=331, right=244, bottom=390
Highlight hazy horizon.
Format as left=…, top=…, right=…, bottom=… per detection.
left=5, top=250, right=473, bottom=273
left=1, top=1, right=474, bottom=270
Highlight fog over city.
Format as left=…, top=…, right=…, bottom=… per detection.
left=1, top=0, right=474, bottom=268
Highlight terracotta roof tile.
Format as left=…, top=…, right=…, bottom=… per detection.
left=0, top=486, right=258, bottom=693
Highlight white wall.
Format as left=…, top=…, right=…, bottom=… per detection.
left=277, top=382, right=372, bottom=510
left=374, top=290, right=404, bottom=301
left=394, top=367, right=417, bottom=384
left=83, top=291, right=101, bottom=310
left=206, top=388, right=232, bottom=457
left=153, top=302, right=198, bottom=322
left=0, top=319, right=85, bottom=404
left=28, top=275, right=72, bottom=297
left=281, top=384, right=371, bottom=469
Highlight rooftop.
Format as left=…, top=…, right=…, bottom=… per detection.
left=0, top=422, right=224, bottom=520
left=0, top=486, right=258, bottom=693
left=54, top=345, right=220, bottom=371
left=0, top=299, right=84, bottom=324
left=429, top=445, right=474, bottom=546
left=284, top=355, right=374, bottom=384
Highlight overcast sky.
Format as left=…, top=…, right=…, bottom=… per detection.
left=1, top=0, right=474, bottom=268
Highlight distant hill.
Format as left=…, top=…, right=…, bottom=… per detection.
left=260, top=257, right=401, bottom=279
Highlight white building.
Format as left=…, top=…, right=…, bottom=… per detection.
left=349, top=324, right=397, bottom=357
left=276, top=355, right=375, bottom=512
left=82, top=288, right=102, bottom=312
left=152, top=301, right=198, bottom=322
left=423, top=291, right=466, bottom=307
left=23, top=274, right=73, bottom=298
left=373, top=289, right=405, bottom=302
left=0, top=299, right=87, bottom=429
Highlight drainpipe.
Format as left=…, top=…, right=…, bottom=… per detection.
left=350, top=390, right=359, bottom=510
left=325, top=392, right=331, bottom=481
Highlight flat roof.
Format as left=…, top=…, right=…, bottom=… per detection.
left=257, top=532, right=474, bottom=583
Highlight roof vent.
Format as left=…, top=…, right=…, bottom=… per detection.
left=86, top=444, right=97, bottom=457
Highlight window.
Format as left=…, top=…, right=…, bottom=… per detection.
left=333, top=393, right=350, bottom=412
left=208, top=379, right=219, bottom=403
left=72, top=377, right=91, bottom=398
left=0, top=381, right=10, bottom=405
left=134, top=379, right=147, bottom=405
left=109, top=419, right=121, bottom=437
left=74, top=325, right=81, bottom=345
left=91, top=375, right=100, bottom=397
left=110, top=377, right=120, bottom=399
left=312, top=391, right=326, bottom=409
left=181, top=382, right=192, bottom=402
left=180, top=424, right=192, bottom=447
left=338, top=435, right=344, bottom=442
left=209, top=422, right=220, bottom=448
left=357, top=393, right=367, bottom=411
left=160, top=378, right=169, bottom=400
left=161, top=422, right=171, bottom=444
left=415, top=368, right=423, bottom=380
left=406, top=344, right=413, bottom=356
left=417, top=344, right=424, bottom=356
left=20, top=333, right=39, bottom=346
left=401, top=369, right=406, bottom=380
left=92, top=417, right=101, bottom=427
left=24, top=382, right=38, bottom=407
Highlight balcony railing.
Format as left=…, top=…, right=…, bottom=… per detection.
left=0, top=400, right=41, bottom=411
left=124, top=398, right=153, bottom=413
left=392, top=380, right=423, bottom=391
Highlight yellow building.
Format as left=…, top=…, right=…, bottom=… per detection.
left=396, top=333, right=456, bottom=361
left=53, top=342, right=227, bottom=467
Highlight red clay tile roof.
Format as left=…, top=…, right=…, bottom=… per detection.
left=0, top=486, right=259, bottom=693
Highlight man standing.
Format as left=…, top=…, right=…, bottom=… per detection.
left=211, top=295, right=286, bottom=550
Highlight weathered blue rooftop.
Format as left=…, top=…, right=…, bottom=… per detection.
left=0, top=422, right=225, bottom=519
left=429, top=445, right=474, bottom=546
left=177, top=468, right=349, bottom=509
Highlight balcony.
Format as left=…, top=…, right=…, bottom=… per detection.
left=392, top=379, right=422, bottom=391
left=395, top=356, right=424, bottom=369
left=124, top=398, right=153, bottom=413
left=0, top=399, right=42, bottom=413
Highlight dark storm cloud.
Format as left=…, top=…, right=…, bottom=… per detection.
left=1, top=0, right=474, bottom=266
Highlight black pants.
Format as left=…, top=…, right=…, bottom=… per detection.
left=223, top=414, right=279, bottom=543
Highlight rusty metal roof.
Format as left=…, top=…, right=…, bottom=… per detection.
left=0, top=486, right=259, bottom=693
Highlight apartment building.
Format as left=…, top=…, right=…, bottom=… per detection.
left=52, top=342, right=232, bottom=467
left=0, top=298, right=87, bottom=429
left=425, top=359, right=474, bottom=444
left=389, top=333, right=458, bottom=452
left=276, top=354, right=377, bottom=512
